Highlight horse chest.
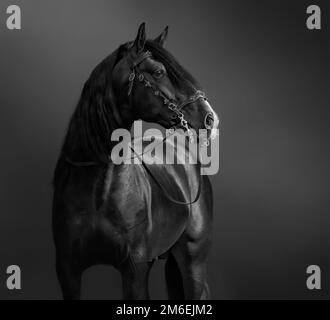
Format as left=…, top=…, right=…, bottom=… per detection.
left=99, top=164, right=149, bottom=207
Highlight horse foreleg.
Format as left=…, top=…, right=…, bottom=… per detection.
left=56, top=257, right=82, bottom=300
left=171, top=240, right=211, bottom=300
left=165, top=254, right=185, bottom=300
left=120, top=261, right=154, bottom=300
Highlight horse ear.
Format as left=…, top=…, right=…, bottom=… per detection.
left=132, top=22, right=146, bottom=54
left=154, top=26, right=169, bottom=47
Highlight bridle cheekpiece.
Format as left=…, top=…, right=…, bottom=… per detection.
left=127, top=51, right=208, bottom=142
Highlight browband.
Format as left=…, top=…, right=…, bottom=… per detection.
left=132, top=51, right=152, bottom=67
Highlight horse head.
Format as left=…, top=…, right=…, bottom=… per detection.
left=111, top=23, right=219, bottom=142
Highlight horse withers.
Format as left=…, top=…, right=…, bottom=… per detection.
left=52, top=23, right=219, bottom=300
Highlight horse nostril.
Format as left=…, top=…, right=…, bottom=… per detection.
left=204, top=113, right=214, bottom=129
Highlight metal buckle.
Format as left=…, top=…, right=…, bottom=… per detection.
left=128, top=72, right=135, bottom=82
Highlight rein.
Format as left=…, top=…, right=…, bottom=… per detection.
left=129, top=145, right=202, bottom=206
left=64, top=134, right=202, bottom=206
left=64, top=50, right=207, bottom=205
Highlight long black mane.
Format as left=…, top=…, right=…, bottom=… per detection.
left=60, top=47, right=125, bottom=164
left=54, top=40, right=200, bottom=183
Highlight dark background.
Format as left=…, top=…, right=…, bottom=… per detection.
left=0, top=0, right=329, bottom=299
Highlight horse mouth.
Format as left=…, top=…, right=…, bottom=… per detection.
left=155, top=115, right=219, bottom=145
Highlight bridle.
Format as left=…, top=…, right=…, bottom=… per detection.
left=124, top=50, right=208, bottom=205
left=64, top=49, right=208, bottom=205
left=127, top=50, right=208, bottom=142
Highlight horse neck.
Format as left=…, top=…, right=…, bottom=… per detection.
left=62, top=100, right=132, bottom=163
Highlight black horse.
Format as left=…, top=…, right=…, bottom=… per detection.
left=53, top=23, right=219, bottom=300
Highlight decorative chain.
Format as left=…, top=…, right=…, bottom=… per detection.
left=128, top=71, right=195, bottom=142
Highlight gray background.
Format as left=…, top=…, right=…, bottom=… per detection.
left=0, top=0, right=329, bottom=299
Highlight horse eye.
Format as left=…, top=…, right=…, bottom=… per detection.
left=153, top=69, right=165, bottom=79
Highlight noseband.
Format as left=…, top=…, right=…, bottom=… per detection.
left=127, top=51, right=208, bottom=141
